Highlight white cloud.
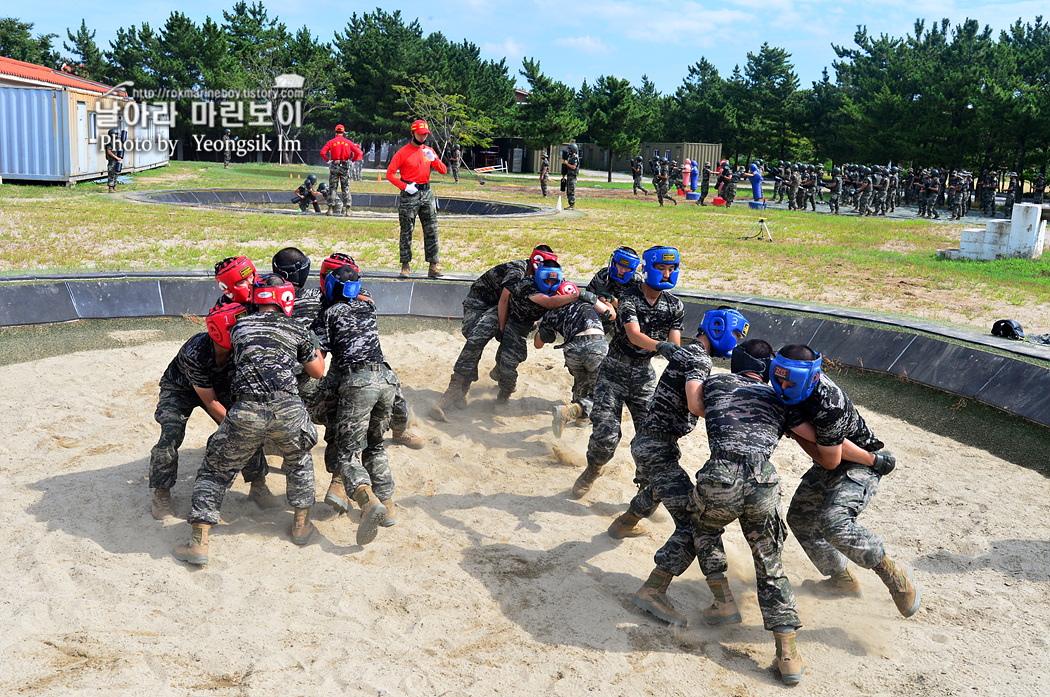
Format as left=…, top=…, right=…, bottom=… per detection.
left=554, top=35, right=611, bottom=54
left=482, top=38, right=527, bottom=65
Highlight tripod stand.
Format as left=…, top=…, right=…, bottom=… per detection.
left=743, top=217, right=773, bottom=241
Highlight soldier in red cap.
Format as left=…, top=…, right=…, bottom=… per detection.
left=385, top=119, right=448, bottom=278
left=320, top=124, right=363, bottom=216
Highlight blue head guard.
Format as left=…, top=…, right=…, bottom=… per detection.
left=699, top=308, right=749, bottom=358
left=641, top=246, right=680, bottom=290
left=609, top=247, right=641, bottom=284
left=534, top=262, right=563, bottom=296
left=323, top=265, right=362, bottom=302
left=770, top=351, right=823, bottom=404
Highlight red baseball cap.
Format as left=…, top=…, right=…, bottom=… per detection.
left=411, top=119, right=430, bottom=135
left=335, top=124, right=345, bottom=133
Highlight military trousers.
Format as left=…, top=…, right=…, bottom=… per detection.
left=398, top=187, right=439, bottom=265
left=334, top=368, right=397, bottom=501
left=149, top=385, right=266, bottom=490
left=561, top=335, right=608, bottom=417
left=566, top=175, right=577, bottom=206
left=495, top=320, right=533, bottom=394
left=632, top=175, right=648, bottom=195
left=453, top=299, right=500, bottom=383
left=327, top=161, right=351, bottom=213
left=188, top=395, right=317, bottom=524
left=628, top=435, right=696, bottom=576
left=690, top=455, right=800, bottom=630
left=786, top=463, right=885, bottom=577
left=451, top=161, right=460, bottom=183
left=585, top=354, right=657, bottom=469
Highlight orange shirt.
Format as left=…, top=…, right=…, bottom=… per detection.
left=386, top=142, right=448, bottom=191
left=320, top=135, right=363, bottom=163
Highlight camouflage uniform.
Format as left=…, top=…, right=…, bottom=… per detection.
left=294, top=182, right=322, bottom=213
left=1034, top=174, right=1045, bottom=205
left=689, top=372, right=800, bottom=630
left=887, top=171, right=898, bottom=212
left=328, top=160, right=351, bottom=214
left=624, top=344, right=712, bottom=576
left=785, top=375, right=887, bottom=576
left=585, top=267, right=643, bottom=336
left=316, top=297, right=397, bottom=500
left=450, top=149, right=461, bottom=183
left=980, top=173, right=997, bottom=216
left=872, top=173, right=887, bottom=214
left=1004, top=178, right=1019, bottom=219
left=540, top=158, right=550, bottom=196
left=631, top=160, right=648, bottom=195
left=788, top=170, right=801, bottom=210
left=857, top=174, right=874, bottom=216
left=564, top=152, right=579, bottom=207
left=722, top=169, right=737, bottom=208
left=924, top=177, right=940, bottom=219
left=398, top=186, right=440, bottom=266
left=585, top=286, right=685, bottom=471
left=655, top=162, right=674, bottom=206
left=106, top=147, right=120, bottom=188
left=496, top=276, right=551, bottom=394
left=826, top=174, right=842, bottom=214
left=950, top=175, right=966, bottom=219
left=700, top=165, right=712, bottom=204
left=222, top=134, right=231, bottom=168
left=453, top=259, right=528, bottom=383
left=149, top=333, right=267, bottom=491
left=187, top=313, right=319, bottom=524
left=537, top=301, right=609, bottom=417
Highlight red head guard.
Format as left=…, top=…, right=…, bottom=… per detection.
left=215, top=256, right=257, bottom=303
left=528, top=247, right=558, bottom=273
left=251, top=276, right=296, bottom=316
left=556, top=281, right=579, bottom=296
left=206, top=303, right=247, bottom=350
left=319, top=252, right=358, bottom=282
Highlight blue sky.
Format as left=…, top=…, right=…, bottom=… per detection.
left=24, top=1, right=1049, bottom=93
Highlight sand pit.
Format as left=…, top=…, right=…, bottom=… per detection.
left=1, top=323, right=1048, bottom=696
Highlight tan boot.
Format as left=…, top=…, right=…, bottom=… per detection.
left=813, top=566, right=862, bottom=597
left=379, top=498, right=396, bottom=527
left=702, top=577, right=743, bottom=625
left=492, top=390, right=512, bottom=414
left=151, top=488, right=174, bottom=520
left=633, top=568, right=687, bottom=626
left=551, top=403, right=582, bottom=438
left=774, top=630, right=806, bottom=685
left=399, top=263, right=411, bottom=278
left=324, top=474, right=348, bottom=513
left=571, top=464, right=603, bottom=499
left=429, top=375, right=470, bottom=422
left=107, top=185, right=116, bottom=193
left=249, top=479, right=282, bottom=509
left=428, top=262, right=443, bottom=278
left=392, top=428, right=425, bottom=449
left=291, top=507, right=314, bottom=545
left=608, top=509, right=649, bottom=539
left=173, top=523, right=210, bottom=566
left=352, top=485, right=388, bottom=546
left=874, top=556, right=921, bottom=617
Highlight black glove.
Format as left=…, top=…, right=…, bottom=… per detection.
left=578, top=290, right=597, bottom=304
left=871, top=450, right=896, bottom=476
left=495, top=327, right=504, bottom=343
left=655, top=341, right=678, bottom=360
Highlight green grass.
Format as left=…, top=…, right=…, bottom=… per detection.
left=2, top=161, right=1048, bottom=332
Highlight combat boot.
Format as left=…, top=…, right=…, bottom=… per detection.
left=873, top=556, right=921, bottom=617
left=291, top=507, right=314, bottom=545
left=249, top=479, right=282, bottom=509
left=493, top=390, right=512, bottom=414
left=392, top=427, right=424, bottom=449
left=633, top=568, right=687, bottom=626
left=571, top=463, right=604, bottom=499
left=379, top=498, right=396, bottom=527
left=107, top=185, right=116, bottom=193
left=608, top=509, right=648, bottom=539
left=151, top=488, right=174, bottom=520
left=702, top=577, right=743, bottom=625
left=428, top=262, right=443, bottom=278
left=352, top=485, right=387, bottom=546
left=324, top=473, right=349, bottom=513
left=551, top=402, right=582, bottom=438
left=173, top=523, right=210, bottom=566
left=429, top=375, right=469, bottom=422
left=813, top=566, right=862, bottom=596
left=773, top=630, right=806, bottom=685
left=399, top=263, right=411, bottom=279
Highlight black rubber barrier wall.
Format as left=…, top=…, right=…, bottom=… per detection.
left=2, top=272, right=1048, bottom=428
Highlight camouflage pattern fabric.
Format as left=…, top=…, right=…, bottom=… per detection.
left=857, top=177, right=873, bottom=216
left=107, top=159, right=119, bottom=187
left=505, top=277, right=549, bottom=327
left=585, top=354, right=657, bottom=469
left=334, top=368, right=398, bottom=501
left=560, top=336, right=608, bottom=417
left=160, top=332, right=227, bottom=393
left=787, top=464, right=885, bottom=575
left=222, top=134, right=231, bottom=167
left=565, top=152, right=579, bottom=207
left=398, top=187, right=440, bottom=265
left=391, top=384, right=411, bottom=435
left=328, top=160, right=351, bottom=213
left=467, top=259, right=528, bottom=308
left=228, top=312, right=316, bottom=400
left=980, top=178, right=996, bottom=215
left=637, top=343, right=712, bottom=437
left=451, top=157, right=460, bottom=183
left=290, top=286, right=324, bottom=333
left=453, top=301, right=501, bottom=383
left=827, top=175, right=842, bottom=214
left=609, top=286, right=685, bottom=362
left=1004, top=190, right=1016, bottom=219
left=315, top=298, right=386, bottom=369
left=628, top=435, right=698, bottom=576
left=188, top=395, right=317, bottom=524
left=586, top=268, right=642, bottom=335
left=537, top=300, right=604, bottom=346
left=496, top=320, right=533, bottom=394
left=788, top=172, right=800, bottom=210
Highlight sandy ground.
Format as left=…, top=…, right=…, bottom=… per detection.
left=1, top=327, right=1048, bottom=696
